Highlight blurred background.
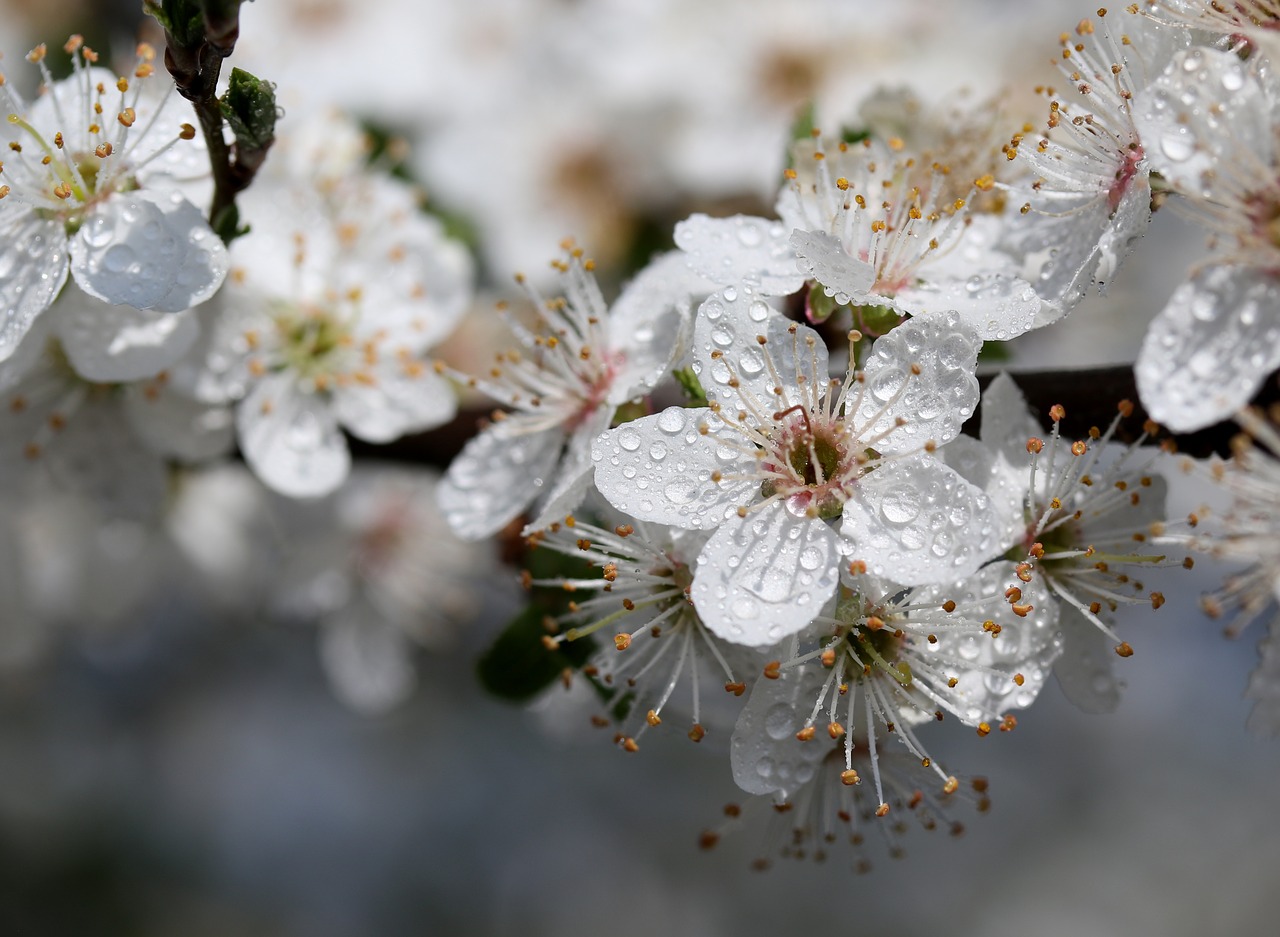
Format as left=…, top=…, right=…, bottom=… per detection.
left=2, top=1, right=1278, bottom=935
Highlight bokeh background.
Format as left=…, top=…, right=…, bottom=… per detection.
left=2, top=1, right=1278, bottom=935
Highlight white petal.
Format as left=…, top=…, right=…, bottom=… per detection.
left=591, top=407, right=758, bottom=529
left=912, top=563, right=1061, bottom=723
left=692, top=290, right=827, bottom=421
left=523, top=409, right=611, bottom=534
left=892, top=273, right=1041, bottom=341
left=238, top=374, right=351, bottom=498
left=319, top=605, right=418, bottom=715
left=333, top=358, right=457, bottom=443
left=437, top=420, right=564, bottom=540
left=56, top=291, right=199, bottom=383
left=940, top=435, right=1025, bottom=553
left=71, top=190, right=228, bottom=312
left=1053, top=606, right=1123, bottom=714
left=1134, top=47, right=1271, bottom=198
left=853, top=314, right=979, bottom=452
left=1092, top=175, right=1151, bottom=293
left=979, top=372, right=1042, bottom=456
left=605, top=252, right=705, bottom=403
left=692, top=501, right=840, bottom=647
left=123, top=383, right=235, bottom=462
left=675, top=213, right=805, bottom=296
left=789, top=228, right=875, bottom=305
left=1137, top=265, right=1280, bottom=432
left=842, top=456, right=998, bottom=586
left=730, top=657, right=832, bottom=799
left=0, top=210, right=68, bottom=362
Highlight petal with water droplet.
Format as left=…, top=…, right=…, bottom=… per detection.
left=675, top=213, right=805, bottom=297
left=692, top=501, right=840, bottom=647
left=0, top=209, right=68, bottom=362
left=789, top=229, right=875, bottom=306
left=238, top=372, right=350, bottom=497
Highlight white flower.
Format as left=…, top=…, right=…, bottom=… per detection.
left=1137, top=0, right=1280, bottom=57
left=0, top=38, right=226, bottom=361
left=271, top=465, right=488, bottom=713
left=592, top=289, right=998, bottom=647
left=438, top=250, right=706, bottom=539
left=0, top=290, right=232, bottom=517
left=1132, top=46, right=1280, bottom=431
left=1004, top=11, right=1188, bottom=319
left=777, top=135, right=1041, bottom=340
left=531, top=513, right=754, bottom=747
left=946, top=373, right=1184, bottom=712
left=730, top=564, right=1058, bottom=811
left=182, top=118, right=473, bottom=498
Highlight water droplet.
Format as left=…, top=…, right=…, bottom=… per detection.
left=748, top=300, right=770, bottom=322
left=664, top=479, right=698, bottom=504
left=617, top=428, right=641, bottom=451
left=648, top=441, right=667, bottom=461
left=1159, top=128, right=1194, bottom=163
left=879, top=486, right=921, bottom=524
left=102, top=244, right=135, bottom=273
left=737, top=222, right=763, bottom=248
left=798, top=546, right=822, bottom=570
left=722, top=285, right=738, bottom=302
left=764, top=703, right=793, bottom=740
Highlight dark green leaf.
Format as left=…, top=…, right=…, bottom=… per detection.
left=672, top=366, right=708, bottom=406
left=477, top=605, right=596, bottom=702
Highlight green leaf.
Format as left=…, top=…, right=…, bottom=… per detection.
left=807, top=286, right=844, bottom=325
left=219, top=67, right=277, bottom=153
left=977, top=340, right=1012, bottom=363
left=210, top=202, right=248, bottom=245
left=476, top=605, right=596, bottom=702
left=789, top=100, right=817, bottom=144
left=672, top=366, right=708, bottom=406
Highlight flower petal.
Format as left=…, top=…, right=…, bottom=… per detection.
left=892, top=273, right=1041, bottom=341
left=0, top=209, right=68, bottom=362
left=842, top=455, right=998, bottom=586
left=692, top=501, right=840, bottom=647
left=730, top=657, right=832, bottom=799
left=853, top=313, right=979, bottom=452
left=56, top=290, right=199, bottom=383
left=789, top=228, right=875, bottom=305
left=1137, top=265, right=1280, bottom=432
left=319, top=603, right=418, bottom=715
left=238, top=373, right=351, bottom=498
left=591, top=406, right=758, bottom=530
left=1052, top=606, right=1123, bottom=714
left=1134, top=47, right=1271, bottom=199
left=332, top=358, right=457, bottom=443
left=692, top=290, right=827, bottom=422
left=675, top=213, right=805, bottom=296
left=438, top=420, right=564, bottom=540
left=523, top=408, right=612, bottom=534
left=605, top=252, right=705, bottom=404
left=71, top=190, right=228, bottom=312
left=123, top=382, right=235, bottom=462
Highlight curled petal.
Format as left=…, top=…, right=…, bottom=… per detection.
left=57, top=292, right=198, bottom=383
left=1052, top=607, right=1122, bottom=714
left=789, top=229, right=875, bottom=306
left=892, top=273, right=1041, bottom=341
left=606, top=252, right=705, bottom=403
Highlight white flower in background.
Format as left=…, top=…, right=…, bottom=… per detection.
left=731, top=564, right=1058, bottom=813
left=179, top=115, right=473, bottom=498
left=1132, top=46, right=1280, bottom=431
left=0, top=37, right=226, bottom=361
left=1192, top=410, right=1280, bottom=734
left=1005, top=10, right=1188, bottom=320
left=592, top=289, right=997, bottom=647
left=777, top=135, right=1040, bottom=340
left=945, top=374, right=1183, bottom=712
left=438, top=249, right=707, bottom=540
left=269, top=465, right=488, bottom=714
left=531, top=513, right=754, bottom=747
left=0, top=288, right=232, bottom=518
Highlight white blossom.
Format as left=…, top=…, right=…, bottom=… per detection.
left=439, top=250, right=706, bottom=539
left=592, top=289, right=997, bottom=647
left=0, top=38, right=226, bottom=361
